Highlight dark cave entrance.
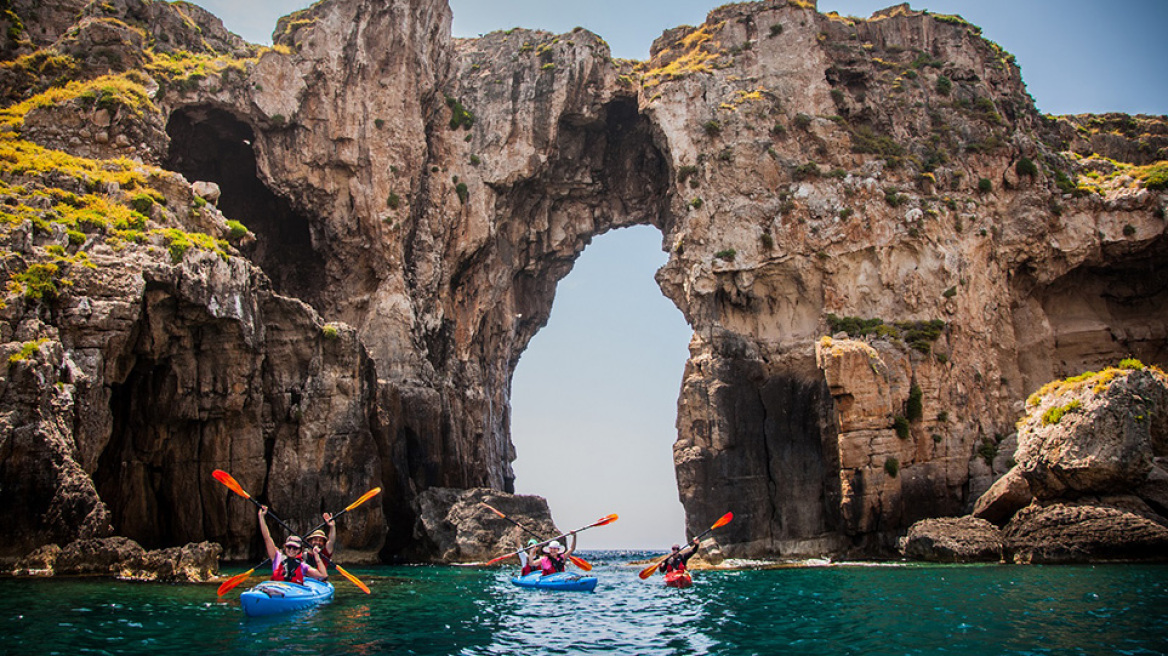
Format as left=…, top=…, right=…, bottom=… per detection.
left=92, top=287, right=261, bottom=551
left=164, top=106, right=326, bottom=306
left=1014, top=238, right=1168, bottom=392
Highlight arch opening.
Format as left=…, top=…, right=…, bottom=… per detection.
left=509, top=225, right=692, bottom=549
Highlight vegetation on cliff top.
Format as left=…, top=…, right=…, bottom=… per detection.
left=1025, top=359, right=1164, bottom=410
left=825, top=314, right=946, bottom=354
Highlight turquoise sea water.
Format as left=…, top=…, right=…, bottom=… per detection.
left=2, top=552, right=1167, bottom=655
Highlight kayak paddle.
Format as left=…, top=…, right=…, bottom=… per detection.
left=319, top=553, right=371, bottom=594
left=485, top=514, right=618, bottom=566
left=303, top=487, right=383, bottom=537
left=217, top=558, right=270, bottom=596
left=211, top=469, right=298, bottom=536
left=638, top=512, right=733, bottom=580
left=480, top=502, right=593, bottom=571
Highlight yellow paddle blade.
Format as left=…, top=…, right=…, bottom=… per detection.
left=212, top=470, right=251, bottom=500
left=337, top=564, right=371, bottom=594
left=711, top=512, right=734, bottom=530
left=217, top=568, right=255, bottom=596
left=344, top=487, right=382, bottom=512
left=569, top=555, right=592, bottom=571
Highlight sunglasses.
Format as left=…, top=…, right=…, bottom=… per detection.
left=285, top=544, right=303, bottom=551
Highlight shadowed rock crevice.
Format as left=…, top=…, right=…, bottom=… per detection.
left=94, top=284, right=262, bottom=551
left=1013, top=237, right=1168, bottom=392
left=164, top=106, right=327, bottom=307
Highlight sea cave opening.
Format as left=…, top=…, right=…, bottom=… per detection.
left=509, top=225, right=693, bottom=550
left=163, top=106, right=327, bottom=306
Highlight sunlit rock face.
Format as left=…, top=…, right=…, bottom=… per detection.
left=2, top=0, right=1165, bottom=562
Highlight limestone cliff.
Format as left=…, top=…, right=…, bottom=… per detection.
left=0, top=0, right=1164, bottom=563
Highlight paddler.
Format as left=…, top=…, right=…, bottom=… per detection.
left=658, top=537, right=701, bottom=575
left=258, top=506, right=328, bottom=583
left=538, top=532, right=577, bottom=575
left=517, top=538, right=541, bottom=576
left=304, top=512, right=337, bottom=574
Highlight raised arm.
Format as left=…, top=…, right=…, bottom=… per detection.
left=565, top=532, right=577, bottom=557
left=324, top=512, right=337, bottom=555
left=258, top=506, right=278, bottom=560
left=306, top=546, right=329, bottom=580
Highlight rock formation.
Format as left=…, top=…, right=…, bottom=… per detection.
left=0, top=0, right=1164, bottom=565
left=906, top=364, right=1168, bottom=563
left=13, top=537, right=221, bottom=582
left=410, top=488, right=559, bottom=563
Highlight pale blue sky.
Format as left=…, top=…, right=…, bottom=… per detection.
left=186, top=0, right=1166, bottom=549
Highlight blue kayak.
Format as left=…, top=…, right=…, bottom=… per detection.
left=511, top=571, right=598, bottom=592
left=240, top=578, right=335, bottom=617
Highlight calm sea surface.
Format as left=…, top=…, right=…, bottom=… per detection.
left=2, top=552, right=1166, bottom=655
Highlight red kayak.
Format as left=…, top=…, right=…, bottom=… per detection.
left=664, top=570, right=693, bottom=588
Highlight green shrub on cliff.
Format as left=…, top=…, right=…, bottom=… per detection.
left=226, top=220, right=249, bottom=240
left=1042, top=399, right=1081, bottom=426
left=894, top=415, right=911, bottom=439
left=12, top=263, right=61, bottom=300
left=1016, top=157, right=1039, bottom=177
left=906, top=384, right=923, bottom=421
left=7, top=338, right=50, bottom=366
left=446, top=96, right=475, bottom=130
left=884, top=457, right=900, bottom=477
left=977, top=438, right=999, bottom=465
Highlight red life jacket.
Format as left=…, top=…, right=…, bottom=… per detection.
left=272, top=553, right=307, bottom=584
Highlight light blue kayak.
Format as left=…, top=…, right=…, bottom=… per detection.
left=511, top=571, right=598, bottom=592
left=240, top=578, right=335, bottom=617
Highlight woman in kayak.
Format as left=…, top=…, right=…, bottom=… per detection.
left=303, top=512, right=336, bottom=574
left=258, top=506, right=328, bottom=583
left=658, top=537, right=701, bottom=574
left=539, top=532, right=577, bottom=575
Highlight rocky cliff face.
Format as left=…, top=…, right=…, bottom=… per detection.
left=0, top=0, right=1164, bottom=563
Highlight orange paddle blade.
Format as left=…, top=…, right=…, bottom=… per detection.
left=344, top=488, right=382, bottom=512
left=569, top=555, right=592, bottom=572
left=336, top=565, right=371, bottom=594
left=485, top=553, right=514, bottom=566
left=211, top=470, right=251, bottom=500
left=590, top=514, right=618, bottom=528
left=217, top=568, right=255, bottom=596
left=711, top=512, right=733, bottom=530
left=639, top=556, right=667, bottom=580
left=480, top=502, right=507, bottom=519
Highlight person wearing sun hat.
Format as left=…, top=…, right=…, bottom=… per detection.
left=538, top=531, right=577, bottom=575
left=257, top=505, right=328, bottom=584
left=303, top=512, right=337, bottom=576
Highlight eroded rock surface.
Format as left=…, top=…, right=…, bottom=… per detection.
left=901, top=516, right=1002, bottom=562
left=12, top=537, right=221, bottom=582
left=411, top=488, right=559, bottom=563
